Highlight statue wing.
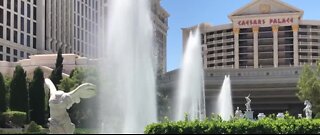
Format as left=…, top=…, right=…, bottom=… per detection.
left=44, top=78, right=57, bottom=100
left=67, top=83, right=96, bottom=105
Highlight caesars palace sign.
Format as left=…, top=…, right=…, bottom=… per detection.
left=234, top=17, right=298, bottom=28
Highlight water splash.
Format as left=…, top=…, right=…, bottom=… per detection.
left=175, top=27, right=206, bottom=121
left=216, top=75, right=233, bottom=121
left=98, top=0, right=157, bottom=133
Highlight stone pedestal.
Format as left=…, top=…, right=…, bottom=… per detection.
left=245, top=111, right=254, bottom=120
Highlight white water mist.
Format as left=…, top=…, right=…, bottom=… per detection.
left=175, top=28, right=206, bottom=121
left=216, top=75, right=233, bottom=121
left=98, top=0, right=157, bottom=133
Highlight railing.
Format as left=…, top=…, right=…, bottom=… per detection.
left=311, top=29, right=320, bottom=32
left=299, top=56, right=309, bottom=59
left=226, top=52, right=234, bottom=55
left=223, top=58, right=234, bottom=62
left=311, top=56, right=320, bottom=59
left=299, top=35, right=309, bottom=38
left=299, top=49, right=319, bottom=52
left=299, top=28, right=310, bottom=32
left=223, top=45, right=234, bottom=49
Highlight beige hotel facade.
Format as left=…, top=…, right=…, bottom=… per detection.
left=159, top=0, right=320, bottom=118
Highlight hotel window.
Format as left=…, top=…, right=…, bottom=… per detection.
left=0, top=46, right=2, bottom=52
left=6, top=28, right=10, bottom=41
left=27, top=35, right=30, bottom=47
left=13, top=31, right=17, bottom=43
left=0, top=8, right=3, bottom=24
left=0, top=54, right=2, bottom=61
left=21, top=1, right=24, bottom=15
left=20, top=51, right=24, bottom=57
left=33, top=7, right=36, bottom=20
left=27, top=53, right=30, bottom=58
left=21, top=17, right=24, bottom=31
left=81, top=18, right=84, bottom=28
left=77, top=16, right=80, bottom=26
left=13, top=49, right=17, bottom=56
left=7, top=0, right=11, bottom=9
left=6, top=47, right=10, bottom=54
left=14, top=0, right=18, bottom=12
left=0, top=26, right=3, bottom=38
left=13, top=57, right=17, bottom=62
left=0, top=0, right=3, bottom=6
left=27, top=4, right=30, bottom=18
left=14, top=14, right=17, bottom=28
left=77, top=1, right=80, bottom=14
left=33, top=0, right=36, bottom=5
left=27, top=20, right=30, bottom=33
left=6, top=56, right=10, bottom=61
left=20, top=33, right=24, bottom=45
left=6, top=11, right=10, bottom=26
left=81, top=4, right=84, bottom=16
left=33, top=37, right=36, bottom=49
left=33, top=22, right=36, bottom=35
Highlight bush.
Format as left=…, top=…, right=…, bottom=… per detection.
left=25, top=121, right=46, bottom=134
left=74, top=128, right=96, bottom=134
left=2, top=111, right=27, bottom=127
left=145, top=115, right=320, bottom=134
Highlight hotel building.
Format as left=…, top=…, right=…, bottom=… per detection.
left=0, top=0, right=169, bottom=75
left=160, top=0, right=320, bottom=117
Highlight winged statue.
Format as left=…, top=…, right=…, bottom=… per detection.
left=44, top=78, right=96, bottom=134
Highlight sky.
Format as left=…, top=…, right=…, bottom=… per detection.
left=161, top=0, right=320, bottom=72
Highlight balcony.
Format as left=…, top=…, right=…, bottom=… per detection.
left=299, top=28, right=310, bottom=32
left=299, top=49, right=319, bottom=53
left=226, top=52, right=234, bottom=55
left=299, top=35, right=310, bottom=38
left=223, top=45, right=234, bottom=49
left=299, top=55, right=309, bottom=59
left=223, top=58, right=234, bottom=63
left=311, top=56, right=320, bottom=59
left=311, top=29, right=320, bottom=33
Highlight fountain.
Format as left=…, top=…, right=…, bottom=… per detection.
left=216, top=75, right=233, bottom=121
left=98, top=0, right=157, bottom=133
left=175, top=27, right=206, bottom=121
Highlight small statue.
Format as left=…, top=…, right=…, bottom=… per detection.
left=303, top=100, right=312, bottom=119
left=234, top=107, right=243, bottom=118
left=245, top=94, right=251, bottom=112
left=45, top=78, right=96, bottom=134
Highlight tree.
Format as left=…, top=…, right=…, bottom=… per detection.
left=297, top=62, right=320, bottom=113
left=58, top=77, right=76, bottom=93
left=0, top=72, right=7, bottom=113
left=66, top=67, right=99, bottom=128
left=29, top=67, right=46, bottom=125
left=10, top=65, right=28, bottom=113
left=50, top=47, right=64, bottom=87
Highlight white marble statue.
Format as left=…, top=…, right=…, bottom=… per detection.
left=303, top=100, right=312, bottom=119
left=245, top=94, right=251, bottom=112
left=235, top=107, right=243, bottom=118
left=45, top=78, right=96, bottom=134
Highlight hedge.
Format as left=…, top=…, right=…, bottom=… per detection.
left=1, top=111, right=26, bottom=128
left=145, top=114, right=320, bottom=134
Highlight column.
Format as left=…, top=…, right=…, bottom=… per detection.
left=253, top=26, right=259, bottom=68
left=233, top=27, right=240, bottom=69
left=272, top=25, right=279, bottom=67
left=292, top=24, right=299, bottom=67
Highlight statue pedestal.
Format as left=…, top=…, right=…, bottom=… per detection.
left=245, top=111, right=254, bottom=120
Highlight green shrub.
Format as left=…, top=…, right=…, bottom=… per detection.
left=25, top=121, right=46, bottom=134
left=2, top=111, right=26, bottom=127
left=145, top=115, right=320, bottom=134
left=74, top=128, right=96, bottom=134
